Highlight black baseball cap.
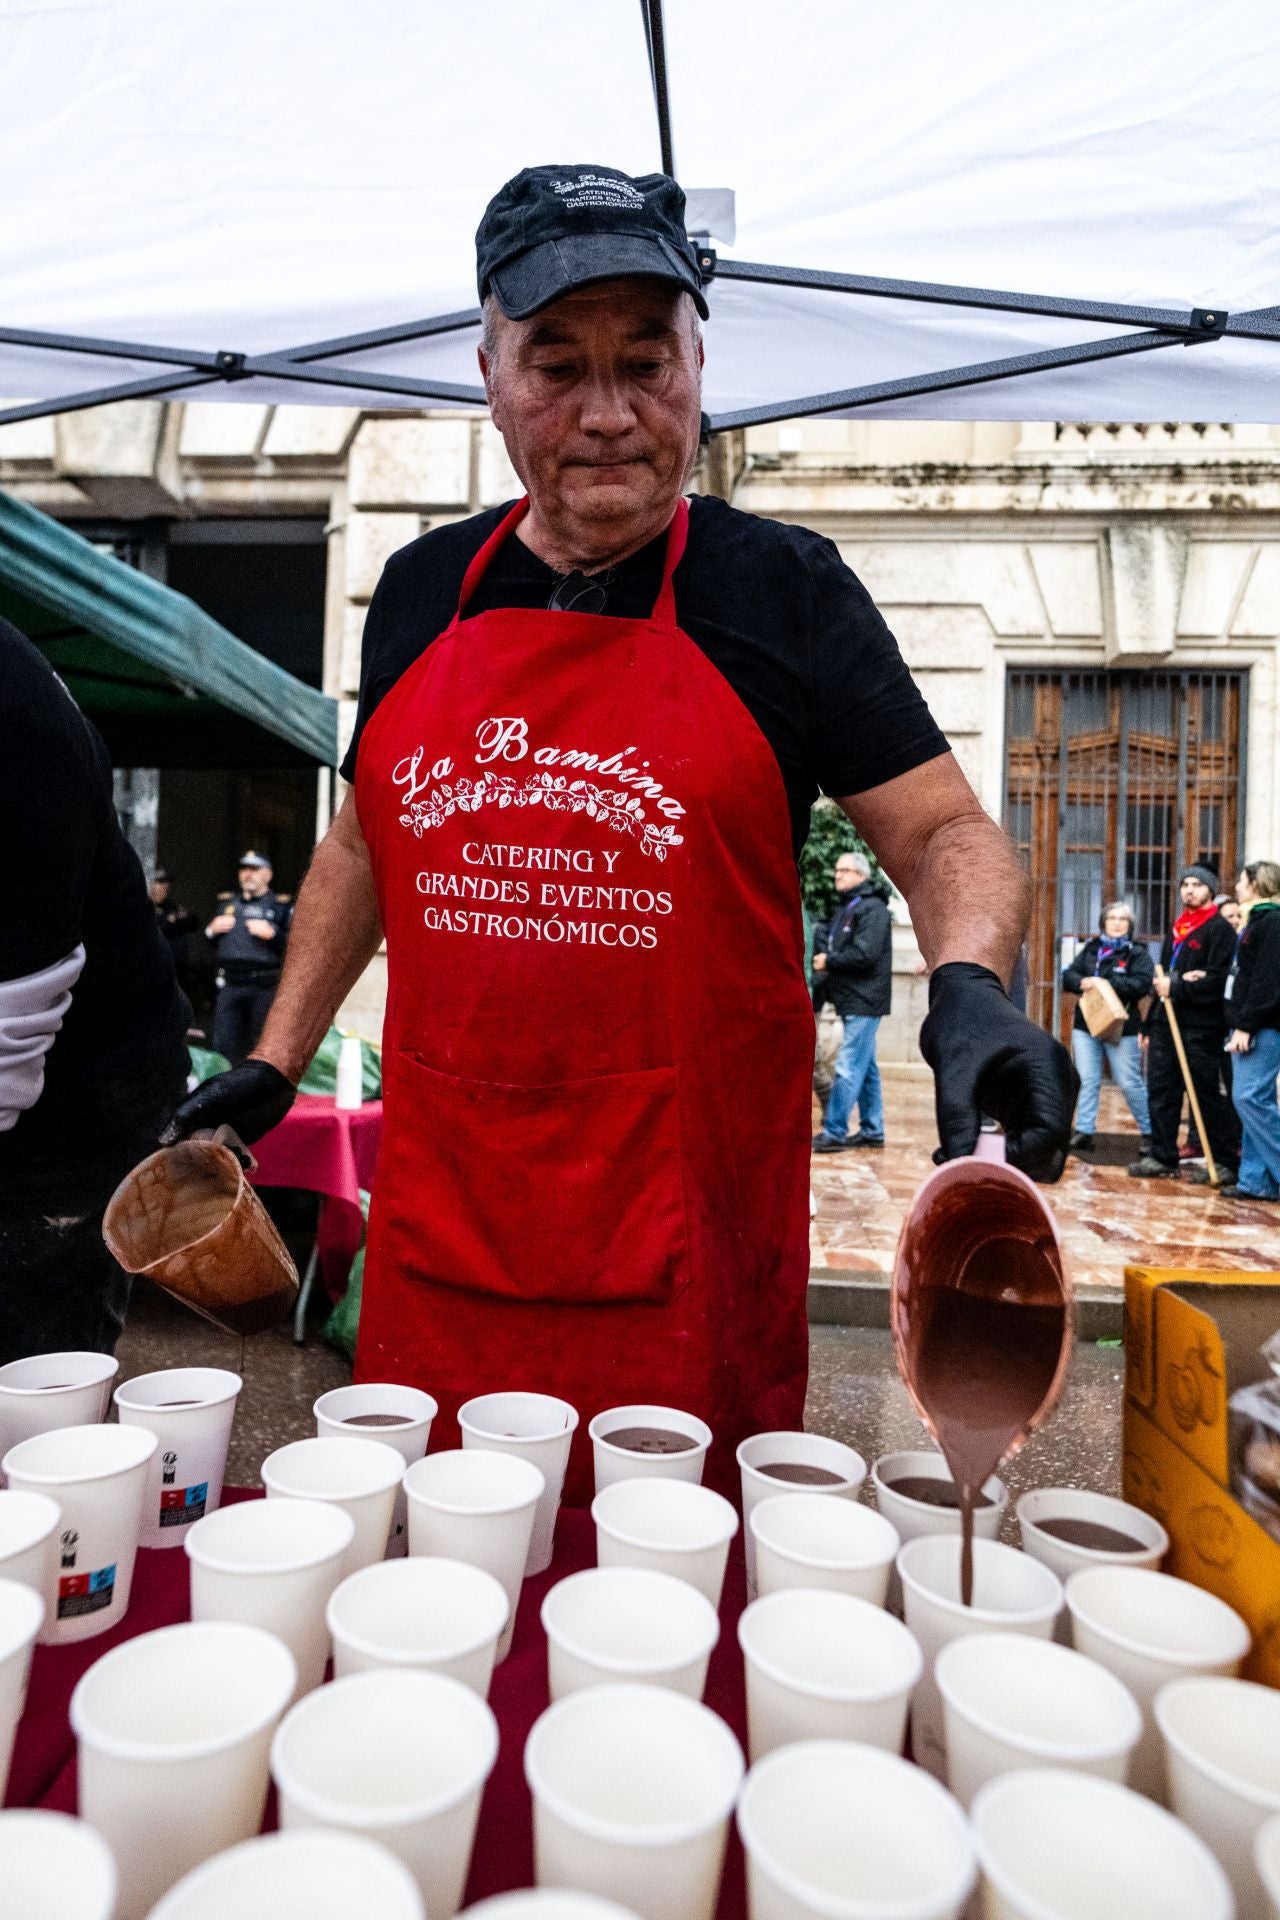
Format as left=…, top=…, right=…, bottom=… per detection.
left=476, top=164, right=709, bottom=322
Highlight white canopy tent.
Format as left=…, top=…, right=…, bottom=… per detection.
left=2, top=0, right=1279, bottom=429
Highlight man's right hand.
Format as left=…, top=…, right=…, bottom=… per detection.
left=207, top=913, right=235, bottom=936
left=159, top=1060, right=297, bottom=1148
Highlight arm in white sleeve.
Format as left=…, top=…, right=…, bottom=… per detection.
left=0, top=944, right=86, bottom=1131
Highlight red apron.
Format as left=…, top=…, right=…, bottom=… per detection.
left=353, top=497, right=813, bottom=1499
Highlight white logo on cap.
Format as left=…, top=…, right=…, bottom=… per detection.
left=551, top=173, right=645, bottom=211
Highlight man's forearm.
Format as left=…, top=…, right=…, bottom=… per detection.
left=250, top=795, right=383, bottom=1083
left=841, top=755, right=1030, bottom=992
left=904, top=809, right=1030, bottom=988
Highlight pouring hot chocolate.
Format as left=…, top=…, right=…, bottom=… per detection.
left=891, top=1131, right=1072, bottom=1605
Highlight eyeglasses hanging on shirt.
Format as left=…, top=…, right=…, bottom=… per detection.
left=547, top=569, right=613, bottom=615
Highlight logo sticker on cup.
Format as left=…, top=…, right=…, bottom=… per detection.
left=159, top=1482, right=209, bottom=1527
left=58, top=1563, right=117, bottom=1617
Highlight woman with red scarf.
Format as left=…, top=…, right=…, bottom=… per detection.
left=1129, top=864, right=1241, bottom=1181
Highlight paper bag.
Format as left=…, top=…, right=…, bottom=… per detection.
left=1080, top=973, right=1126, bottom=1041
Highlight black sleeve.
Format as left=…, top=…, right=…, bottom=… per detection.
left=1172, top=921, right=1233, bottom=1010
left=1114, top=946, right=1154, bottom=1003
left=338, top=572, right=393, bottom=784
left=1061, top=939, right=1094, bottom=995
left=824, top=896, right=890, bottom=976
left=804, top=539, right=949, bottom=799
left=0, top=622, right=103, bottom=980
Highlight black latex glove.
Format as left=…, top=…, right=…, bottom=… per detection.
left=159, top=1060, right=297, bottom=1149
left=920, top=962, right=1079, bottom=1182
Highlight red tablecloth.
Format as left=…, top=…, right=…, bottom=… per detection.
left=6, top=1492, right=752, bottom=1917
left=248, top=1094, right=383, bottom=1297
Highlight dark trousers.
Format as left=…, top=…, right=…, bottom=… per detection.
left=0, top=1142, right=149, bottom=1364
left=1147, top=1021, right=1241, bottom=1171
left=212, top=981, right=276, bottom=1063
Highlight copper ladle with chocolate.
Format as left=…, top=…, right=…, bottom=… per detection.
left=891, top=1132, right=1072, bottom=1605
left=103, top=1129, right=299, bottom=1336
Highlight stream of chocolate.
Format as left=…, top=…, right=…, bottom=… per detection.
left=908, top=1237, right=1066, bottom=1605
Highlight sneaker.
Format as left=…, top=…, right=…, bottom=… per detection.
left=848, top=1131, right=885, bottom=1150
left=1186, top=1165, right=1240, bottom=1187
left=1127, top=1155, right=1179, bottom=1179
left=1178, top=1142, right=1204, bottom=1163
left=1218, top=1184, right=1279, bottom=1202
left=1069, top=1132, right=1095, bottom=1152
left=811, top=1132, right=848, bottom=1154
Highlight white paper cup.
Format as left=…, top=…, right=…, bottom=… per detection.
left=872, top=1451, right=1007, bottom=1615
left=328, top=1554, right=510, bottom=1695
left=3, top=1422, right=156, bottom=1644
left=0, top=1486, right=60, bottom=1605
left=272, top=1666, right=499, bottom=1920
left=113, top=1366, right=241, bottom=1550
left=1017, top=1488, right=1168, bottom=1586
left=72, top=1618, right=296, bottom=1920
left=262, top=1435, right=404, bottom=1574
left=0, top=1576, right=44, bottom=1799
left=897, top=1534, right=1062, bottom=1780
left=0, top=1352, right=118, bottom=1471
left=404, top=1449, right=544, bottom=1662
left=463, top=1896, right=641, bottom=1918
left=459, top=1392, right=579, bottom=1576
left=935, top=1630, right=1142, bottom=1809
left=314, top=1382, right=437, bottom=1559
left=1156, top=1675, right=1280, bottom=1920
left=1065, top=1564, right=1250, bottom=1799
left=738, top=1738, right=974, bottom=1920
left=971, top=1766, right=1234, bottom=1919
left=542, top=1566, right=720, bottom=1702
left=750, top=1492, right=899, bottom=1607
left=737, top=1587, right=921, bottom=1763
left=588, top=1406, right=712, bottom=1494
left=1256, top=1813, right=1280, bottom=1920
left=591, top=1478, right=738, bottom=1608
left=736, top=1432, right=867, bottom=1596
left=146, top=1829, right=426, bottom=1920
left=0, top=1809, right=118, bottom=1920
left=185, top=1495, right=355, bottom=1697
left=525, top=1682, right=744, bottom=1920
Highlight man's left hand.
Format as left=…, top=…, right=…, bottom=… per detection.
left=920, top=962, right=1078, bottom=1182
left=245, top=918, right=276, bottom=940
left=812, top=953, right=827, bottom=973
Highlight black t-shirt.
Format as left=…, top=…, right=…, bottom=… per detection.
left=341, top=495, right=948, bottom=859
left=0, top=619, right=190, bottom=1162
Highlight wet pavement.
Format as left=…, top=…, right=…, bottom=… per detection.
left=811, top=1073, right=1280, bottom=1293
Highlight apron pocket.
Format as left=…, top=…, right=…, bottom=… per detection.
left=379, top=1051, right=691, bottom=1305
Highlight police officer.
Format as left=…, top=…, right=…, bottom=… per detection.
left=149, top=868, right=199, bottom=993
left=206, top=851, right=291, bottom=1063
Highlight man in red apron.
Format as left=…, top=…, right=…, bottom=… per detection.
left=167, top=165, right=1076, bottom=1495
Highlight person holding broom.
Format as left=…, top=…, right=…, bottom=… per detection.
left=1129, top=864, right=1240, bottom=1182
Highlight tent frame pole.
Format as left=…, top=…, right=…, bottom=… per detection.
left=1, top=285, right=1271, bottom=433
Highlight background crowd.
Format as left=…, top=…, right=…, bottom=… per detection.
left=1063, top=862, right=1280, bottom=1201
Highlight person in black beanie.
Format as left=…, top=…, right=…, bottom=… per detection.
left=1129, top=863, right=1241, bottom=1180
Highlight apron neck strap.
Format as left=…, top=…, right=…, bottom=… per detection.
left=453, top=495, right=690, bottom=625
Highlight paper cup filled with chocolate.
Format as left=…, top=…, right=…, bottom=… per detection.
left=588, top=1405, right=711, bottom=1493
left=1017, top=1487, right=1169, bottom=1582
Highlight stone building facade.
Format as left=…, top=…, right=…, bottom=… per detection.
left=3, top=403, right=1279, bottom=1067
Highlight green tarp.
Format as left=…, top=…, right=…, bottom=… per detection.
left=0, top=490, right=337, bottom=767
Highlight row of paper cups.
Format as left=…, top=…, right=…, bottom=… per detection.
left=41, top=1611, right=1280, bottom=1920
